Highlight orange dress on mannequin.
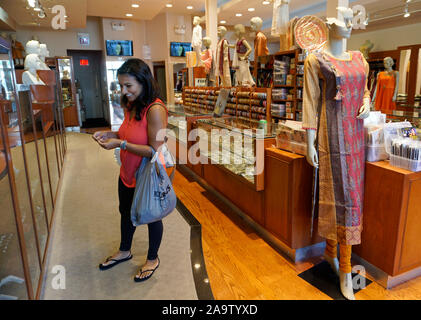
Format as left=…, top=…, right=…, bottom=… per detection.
left=374, top=71, right=397, bottom=113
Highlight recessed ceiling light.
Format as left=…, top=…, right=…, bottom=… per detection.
left=236, top=13, right=242, bottom=17
left=166, top=3, right=173, bottom=7
left=262, top=1, right=270, bottom=4
left=248, top=8, right=255, bottom=12
left=126, top=13, right=133, bottom=17
left=220, top=20, right=226, bottom=24
left=132, top=4, right=139, bottom=8
left=187, top=6, right=193, bottom=10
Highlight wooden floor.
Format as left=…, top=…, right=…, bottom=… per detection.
left=173, top=167, right=421, bottom=300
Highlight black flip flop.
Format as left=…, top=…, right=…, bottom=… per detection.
left=99, top=253, right=133, bottom=271
left=134, top=258, right=160, bottom=282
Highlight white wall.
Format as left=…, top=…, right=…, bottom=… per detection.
left=13, top=16, right=103, bottom=56
left=348, top=22, right=421, bottom=52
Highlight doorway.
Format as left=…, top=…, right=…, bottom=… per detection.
left=153, top=62, right=167, bottom=103
left=67, top=50, right=108, bottom=128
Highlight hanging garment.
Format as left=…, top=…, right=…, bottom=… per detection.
left=191, top=25, right=202, bottom=48
left=374, top=71, right=397, bottom=113
left=12, top=40, right=25, bottom=59
left=303, top=51, right=370, bottom=245
left=254, top=32, right=269, bottom=60
left=215, top=38, right=231, bottom=86
left=201, top=48, right=215, bottom=85
left=272, top=0, right=290, bottom=37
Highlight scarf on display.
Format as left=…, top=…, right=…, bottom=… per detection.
left=219, top=38, right=230, bottom=75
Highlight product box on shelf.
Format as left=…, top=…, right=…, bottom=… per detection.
left=275, top=120, right=307, bottom=155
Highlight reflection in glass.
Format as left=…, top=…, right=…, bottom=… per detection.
left=398, top=49, right=411, bottom=102
left=416, top=49, right=421, bottom=104
left=46, top=135, right=59, bottom=201
left=0, top=174, right=29, bottom=300
left=22, top=124, right=49, bottom=263
left=34, top=116, right=54, bottom=226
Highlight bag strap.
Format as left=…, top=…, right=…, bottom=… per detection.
left=149, top=145, right=176, bottom=183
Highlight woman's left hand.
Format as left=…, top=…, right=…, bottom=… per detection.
left=97, top=138, right=121, bottom=150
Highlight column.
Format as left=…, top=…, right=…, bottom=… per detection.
left=205, top=0, right=218, bottom=55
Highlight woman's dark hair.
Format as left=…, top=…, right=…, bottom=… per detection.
left=117, top=58, right=161, bottom=121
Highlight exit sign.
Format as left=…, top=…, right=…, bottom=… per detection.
left=80, top=59, right=89, bottom=66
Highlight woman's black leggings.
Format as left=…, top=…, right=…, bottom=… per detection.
left=118, top=177, right=163, bottom=260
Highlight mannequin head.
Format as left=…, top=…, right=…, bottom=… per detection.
left=384, top=57, right=394, bottom=70
left=234, top=24, right=246, bottom=38
left=31, top=35, right=40, bottom=42
left=326, top=7, right=354, bottom=40
left=24, top=54, right=41, bottom=72
left=0, top=32, right=7, bottom=40
left=250, top=17, right=263, bottom=32
left=217, top=26, right=227, bottom=39
left=203, top=37, right=211, bottom=49
left=10, top=33, right=17, bottom=41
left=193, top=16, right=201, bottom=26
left=26, top=40, right=40, bottom=55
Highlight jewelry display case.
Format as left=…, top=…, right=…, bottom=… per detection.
left=56, top=57, right=78, bottom=127
left=194, top=116, right=276, bottom=191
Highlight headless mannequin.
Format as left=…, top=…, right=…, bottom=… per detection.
left=22, top=54, right=45, bottom=85
left=372, top=57, right=399, bottom=111
left=232, top=24, right=255, bottom=86
left=304, top=7, right=370, bottom=301
left=201, top=37, right=215, bottom=86
left=215, top=26, right=231, bottom=87
left=38, top=44, right=51, bottom=70
left=192, top=16, right=203, bottom=67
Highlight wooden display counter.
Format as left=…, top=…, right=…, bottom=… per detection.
left=171, top=117, right=421, bottom=287
left=264, top=148, right=324, bottom=251
left=353, top=160, right=421, bottom=288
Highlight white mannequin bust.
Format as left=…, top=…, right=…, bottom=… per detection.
left=38, top=44, right=50, bottom=70
left=26, top=40, right=40, bottom=55
left=22, top=54, right=45, bottom=85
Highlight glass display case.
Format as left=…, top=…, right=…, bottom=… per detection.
left=57, top=57, right=78, bottom=127
left=194, top=117, right=276, bottom=189
left=0, top=37, right=66, bottom=300
left=167, top=104, right=213, bottom=144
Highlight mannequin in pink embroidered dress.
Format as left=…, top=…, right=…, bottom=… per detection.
left=201, top=37, right=215, bottom=86
left=232, top=24, right=255, bottom=86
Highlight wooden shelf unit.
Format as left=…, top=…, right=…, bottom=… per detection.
left=270, top=49, right=304, bottom=121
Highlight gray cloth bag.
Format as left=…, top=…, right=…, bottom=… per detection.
left=130, top=146, right=176, bottom=226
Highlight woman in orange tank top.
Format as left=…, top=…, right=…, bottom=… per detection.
left=93, top=58, right=167, bottom=282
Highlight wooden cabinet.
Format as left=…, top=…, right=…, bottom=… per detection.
left=264, top=148, right=323, bottom=249
left=354, top=161, right=421, bottom=285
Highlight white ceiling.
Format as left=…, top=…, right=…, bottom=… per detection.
left=1, top=0, right=421, bottom=32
